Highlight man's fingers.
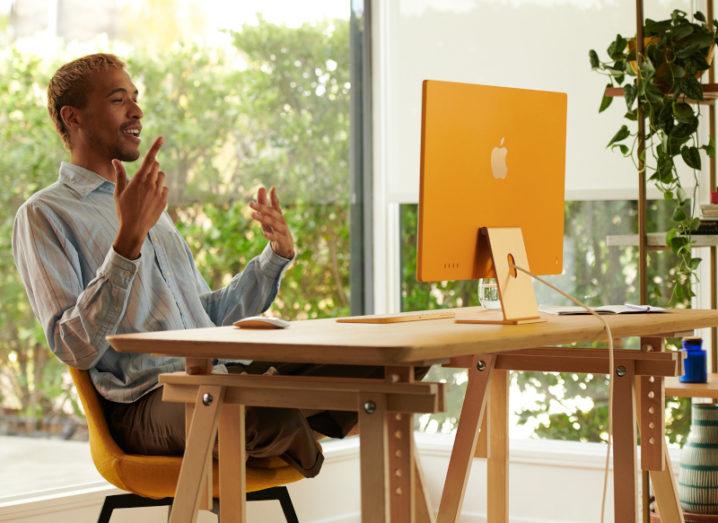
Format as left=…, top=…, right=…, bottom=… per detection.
left=251, top=211, right=288, bottom=234
left=140, top=136, right=164, bottom=173
left=257, top=186, right=268, bottom=206
left=250, top=201, right=285, bottom=223
left=146, top=161, right=160, bottom=187
left=270, top=186, right=282, bottom=211
left=112, top=160, right=128, bottom=196
left=156, top=170, right=166, bottom=190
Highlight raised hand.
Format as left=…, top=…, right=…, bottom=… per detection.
left=249, top=186, right=295, bottom=259
left=112, top=137, right=168, bottom=259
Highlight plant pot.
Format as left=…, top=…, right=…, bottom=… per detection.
left=678, top=403, right=718, bottom=515
left=651, top=511, right=718, bottom=522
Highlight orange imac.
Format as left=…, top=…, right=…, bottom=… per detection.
left=417, top=80, right=567, bottom=324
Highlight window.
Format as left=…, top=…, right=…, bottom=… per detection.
left=0, top=0, right=357, bottom=500
left=401, top=200, right=692, bottom=443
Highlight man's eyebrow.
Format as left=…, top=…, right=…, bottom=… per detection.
left=105, top=87, right=140, bottom=98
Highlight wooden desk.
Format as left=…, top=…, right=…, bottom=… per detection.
left=108, top=309, right=718, bottom=523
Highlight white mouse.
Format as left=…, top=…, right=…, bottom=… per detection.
left=233, top=316, right=290, bottom=329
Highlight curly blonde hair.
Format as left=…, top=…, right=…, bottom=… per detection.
left=47, top=53, right=125, bottom=148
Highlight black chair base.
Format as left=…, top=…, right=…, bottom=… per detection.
left=97, top=486, right=298, bottom=523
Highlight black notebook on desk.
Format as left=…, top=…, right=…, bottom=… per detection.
left=540, top=304, right=666, bottom=315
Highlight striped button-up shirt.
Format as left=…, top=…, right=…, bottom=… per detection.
left=12, top=162, right=291, bottom=403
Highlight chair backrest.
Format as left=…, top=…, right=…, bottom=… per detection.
left=68, top=367, right=131, bottom=491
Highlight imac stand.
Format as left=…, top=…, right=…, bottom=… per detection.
left=455, top=227, right=545, bottom=325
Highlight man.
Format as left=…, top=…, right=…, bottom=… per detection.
left=12, top=53, right=330, bottom=476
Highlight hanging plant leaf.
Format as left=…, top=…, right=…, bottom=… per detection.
left=589, top=49, right=600, bottom=69
left=705, top=137, right=716, bottom=157
left=680, top=145, right=702, bottom=169
left=670, top=64, right=686, bottom=78
left=673, top=102, right=695, bottom=122
left=672, top=24, right=694, bottom=41
left=607, top=125, right=630, bottom=147
left=599, top=86, right=613, bottom=112
left=624, top=84, right=636, bottom=108
left=608, top=34, right=628, bottom=60
left=683, top=77, right=704, bottom=100
left=695, top=11, right=706, bottom=22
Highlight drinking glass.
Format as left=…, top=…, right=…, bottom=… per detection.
left=478, top=278, right=500, bottom=309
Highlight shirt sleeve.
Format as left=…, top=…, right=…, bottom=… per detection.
left=12, top=202, right=140, bottom=369
left=181, top=239, right=293, bottom=326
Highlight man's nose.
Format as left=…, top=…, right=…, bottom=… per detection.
left=128, top=100, right=143, bottom=119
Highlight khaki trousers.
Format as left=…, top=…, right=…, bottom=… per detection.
left=103, top=362, right=428, bottom=478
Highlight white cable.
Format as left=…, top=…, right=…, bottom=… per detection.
left=512, top=264, right=615, bottom=523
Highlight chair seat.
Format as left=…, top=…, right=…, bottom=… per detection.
left=110, top=453, right=305, bottom=500
left=68, top=367, right=305, bottom=501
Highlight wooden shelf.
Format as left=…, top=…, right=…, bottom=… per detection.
left=665, top=374, right=718, bottom=399
left=604, top=83, right=718, bottom=105
left=606, top=233, right=718, bottom=248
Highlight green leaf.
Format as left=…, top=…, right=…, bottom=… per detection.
left=624, top=109, right=638, bottom=121
left=706, top=137, right=716, bottom=157
left=683, top=77, right=704, bottom=100
left=680, top=145, right=702, bottom=169
left=695, top=11, right=706, bottom=22
left=690, top=257, right=702, bottom=270
left=589, top=49, right=600, bottom=69
left=645, top=18, right=671, bottom=36
left=672, top=24, right=694, bottom=41
left=644, top=82, right=663, bottom=103
left=672, top=206, right=687, bottom=221
left=670, top=64, right=686, bottom=78
left=672, top=102, right=694, bottom=123
left=618, top=144, right=629, bottom=155
left=607, top=125, right=630, bottom=147
left=623, top=84, right=636, bottom=109
left=599, top=90, right=613, bottom=113
left=608, top=34, right=627, bottom=60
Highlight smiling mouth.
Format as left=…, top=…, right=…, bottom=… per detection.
left=122, top=127, right=141, bottom=140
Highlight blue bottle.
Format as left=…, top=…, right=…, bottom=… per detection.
left=680, top=337, right=707, bottom=383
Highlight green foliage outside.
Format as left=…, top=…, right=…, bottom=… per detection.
left=402, top=201, right=692, bottom=443
left=0, top=19, right=351, bottom=434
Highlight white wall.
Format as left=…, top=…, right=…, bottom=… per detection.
left=0, top=435, right=680, bottom=523
left=371, top=0, right=711, bottom=313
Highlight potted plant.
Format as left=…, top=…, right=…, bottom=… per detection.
left=589, top=9, right=718, bottom=304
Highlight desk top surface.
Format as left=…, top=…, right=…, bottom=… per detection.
left=107, top=308, right=718, bottom=366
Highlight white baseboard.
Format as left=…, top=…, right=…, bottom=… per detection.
left=0, top=435, right=681, bottom=523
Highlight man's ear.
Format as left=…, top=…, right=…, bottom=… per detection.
left=59, top=105, right=81, bottom=134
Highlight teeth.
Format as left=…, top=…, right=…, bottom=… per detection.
left=123, top=129, right=140, bottom=136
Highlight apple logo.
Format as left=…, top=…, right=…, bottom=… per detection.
left=491, top=137, right=508, bottom=179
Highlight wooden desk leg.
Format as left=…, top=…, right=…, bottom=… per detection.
left=185, top=357, right=214, bottom=514
left=219, top=404, right=246, bottom=523
left=650, top=445, right=684, bottom=523
left=437, top=355, right=496, bottom=523
left=359, top=392, right=390, bottom=523
left=386, top=367, right=416, bottom=523
left=487, top=369, right=509, bottom=523
left=475, top=407, right=489, bottom=459
left=414, top=455, right=435, bottom=523
left=170, top=385, right=224, bottom=523
left=613, top=361, right=638, bottom=523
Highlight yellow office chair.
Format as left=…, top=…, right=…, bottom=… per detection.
left=69, top=367, right=305, bottom=522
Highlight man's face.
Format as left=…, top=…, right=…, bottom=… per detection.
left=76, top=68, right=143, bottom=162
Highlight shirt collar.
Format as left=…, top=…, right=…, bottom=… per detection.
left=59, top=162, right=114, bottom=198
